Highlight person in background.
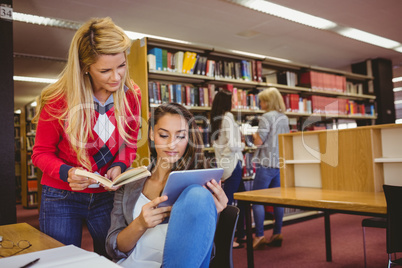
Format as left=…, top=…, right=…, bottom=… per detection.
left=32, top=17, right=141, bottom=257
left=251, top=87, right=289, bottom=250
left=210, top=89, right=246, bottom=248
left=106, top=103, right=228, bottom=268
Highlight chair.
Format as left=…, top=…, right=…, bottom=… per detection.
left=383, top=184, right=402, bottom=268
left=209, top=205, right=240, bottom=268
left=362, top=217, right=387, bottom=268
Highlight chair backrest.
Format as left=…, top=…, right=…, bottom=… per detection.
left=383, top=184, right=402, bottom=254
left=209, top=205, right=240, bottom=268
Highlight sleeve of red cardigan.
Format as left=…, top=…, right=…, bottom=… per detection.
left=109, top=87, right=142, bottom=171
left=32, top=104, right=72, bottom=182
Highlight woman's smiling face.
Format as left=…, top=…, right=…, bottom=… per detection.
left=150, top=113, right=189, bottom=165
left=88, top=52, right=126, bottom=94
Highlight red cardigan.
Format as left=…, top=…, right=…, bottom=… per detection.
left=32, top=87, right=141, bottom=193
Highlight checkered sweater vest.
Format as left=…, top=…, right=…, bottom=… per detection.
left=32, top=88, right=141, bottom=193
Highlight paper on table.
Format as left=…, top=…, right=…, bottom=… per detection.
left=0, top=245, right=120, bottom=268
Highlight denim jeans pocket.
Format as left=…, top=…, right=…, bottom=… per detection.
left=42, top=185, right=70, bottom=201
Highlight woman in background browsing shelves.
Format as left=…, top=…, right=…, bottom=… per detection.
left=251, top=87, right=289, bottom=250
left=106, top=103, right=228, bottom=268
left=210, top=89, right=246, bottom=249
left=32, top=17, right=141, bottom=257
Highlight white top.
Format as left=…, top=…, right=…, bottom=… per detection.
left=213, top=112, right=244, bottom=180
left=118, top=193, right=168, bottom=268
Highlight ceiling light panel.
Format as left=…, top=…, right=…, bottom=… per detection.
left=227, top=0, right=337, bottom=29
left=337, top=28, right=401, bottom=49
left=13, top=12, right=81, bottom=29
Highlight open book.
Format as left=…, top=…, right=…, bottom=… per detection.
left=75, top=166, right=151, bottom=188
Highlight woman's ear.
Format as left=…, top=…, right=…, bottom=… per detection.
left=149, top=128, right=155, bottom=142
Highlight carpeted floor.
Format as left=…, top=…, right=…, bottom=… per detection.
left=17, top=205, right=389, bottom=267
left=232, top=213, right=388, bottom=267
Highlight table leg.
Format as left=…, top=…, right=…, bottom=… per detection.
left=245, top=202, right=254, bottom=268
left=324, top=211, right=332, bottom=262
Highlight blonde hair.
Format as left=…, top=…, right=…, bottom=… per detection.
left=258, top=87, right=286, bottom=112
left=33, top=17, right=139, bottom=170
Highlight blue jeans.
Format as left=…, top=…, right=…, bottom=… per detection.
left=39, top=185, right=114, bottom=257
left=162, top=184, right=217, bottom=268
left=223, top=161, right=246, bottom=239
left=252, top=166, right=284, bottom=237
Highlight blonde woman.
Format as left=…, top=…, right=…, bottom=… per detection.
left=251, top=87, right=289, bottom=250
left=32, top=17, right=141, bottom=257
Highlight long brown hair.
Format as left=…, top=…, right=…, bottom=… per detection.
left=210, top=89, right=232, bottom=143
left=148, top=103, right=205, bottom=171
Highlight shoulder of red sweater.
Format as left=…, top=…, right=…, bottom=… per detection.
left=45, top=95, right=67, bottom=109
left=125, top=83, right=142, bottom=102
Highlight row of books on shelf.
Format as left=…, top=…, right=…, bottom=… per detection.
left=299, top=71, right=347, bottom=93
left=26, top=192, right=38, bottom=207
left=149, top=81, right=262, bottom=110
left=26, top=136, right=35, bottom=150
left=26, top=122, right=36, bottom=135
left=27, top=179, right=38, bottom=192
left=265, top=71, right=299, bottom=87
left=26, top=105, right=36, bottom=121
left=149, top=82, right=375, bottom=117
left=283, top=94, right=375, bottom=116
left=27, top=159, right=38, bottom=178
left=213, top=59, right=262, bottom=82
left=266, top=70, right=368, bottom=96
left=147, top=47, right=263, bottom=82
left=224, top=84, right=261, bottom=110
left=14, top=114, right=20, bottom=125
left=149, top=81, right=217, bottom=107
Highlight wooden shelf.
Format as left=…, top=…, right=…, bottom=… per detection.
left=203, top=146, right=257, bottom=153
left=374, top=158, right=402, bottom=163
left=285, top=160, right=321, bottom=164
left=279, top=124, right=402, bottom=192
left=149, top=69, right=214, bottom=83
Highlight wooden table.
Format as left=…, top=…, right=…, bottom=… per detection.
left=0, top=223, right=63, bottom=258
left=234, top=187, right=387, bottom=268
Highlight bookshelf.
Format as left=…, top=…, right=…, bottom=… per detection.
left=144, top=38, right=375, bottom=121
left=128, top=36, right=376, bottom=160
left=14, top=113, right=22, bottom=204
left=20, top=101, right=41, bottom=208
left=128, top=37, right=377, bottom=223
left=278, top=123, right=402, bottom=193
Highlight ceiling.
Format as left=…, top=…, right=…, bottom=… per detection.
left=12, top=0, right=402, bottom=110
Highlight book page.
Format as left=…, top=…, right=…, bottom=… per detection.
left=113, top=166, right=149, bottom=185
left=0, top=245, right=120, bottom=267
left=74, top=169, right=113, bottom=187
left=75, top=166, right=150, bottom=187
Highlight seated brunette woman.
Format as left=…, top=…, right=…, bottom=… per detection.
left=106, top=103, right=228, bottom=268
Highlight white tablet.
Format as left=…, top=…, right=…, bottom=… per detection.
left=158, top=168, right=224, bottom=207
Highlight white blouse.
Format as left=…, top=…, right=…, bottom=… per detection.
left=212, top=112, right=245, bottom=180
left=118, top=193, right=168, bottom=268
